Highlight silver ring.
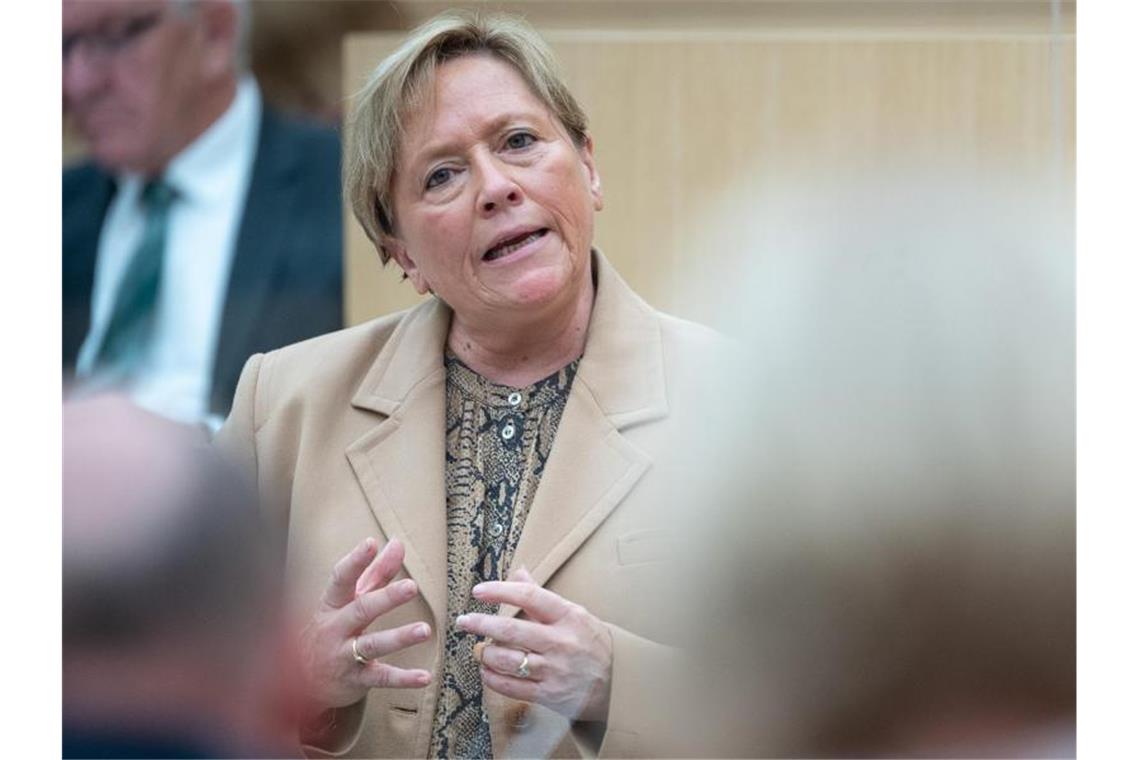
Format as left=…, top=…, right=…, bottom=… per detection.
left=352, top=636, right=370, bottom=666
left=515, top=651, right=530, bottom=679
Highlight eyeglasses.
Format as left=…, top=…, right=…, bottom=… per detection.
left=62, top=11, right=166, bottom=66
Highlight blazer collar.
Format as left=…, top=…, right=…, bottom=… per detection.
left=350, top=295, right=451, bottom=416
left=350, top=250, right=668, bottom=428
left=575, top=250, right=669, bottom=429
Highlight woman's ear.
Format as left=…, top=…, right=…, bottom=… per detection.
left=579, top=134, right=603, bottom=212
left=385, top=237, right=430, bottom=295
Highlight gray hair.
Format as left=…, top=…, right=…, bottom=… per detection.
left=344, top=10, right=589, bottom=265
left=174, top=0, right=251, bottom=72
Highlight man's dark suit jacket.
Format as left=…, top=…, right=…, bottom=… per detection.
left=63, top=108, right=344, bottom=417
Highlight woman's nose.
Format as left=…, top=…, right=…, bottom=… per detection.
left=477, top=161, right=523, bottom=215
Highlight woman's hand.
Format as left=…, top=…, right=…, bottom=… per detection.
left=457, top=568, right=614, bottom=722
left=301, top=537, right=433, bottom=713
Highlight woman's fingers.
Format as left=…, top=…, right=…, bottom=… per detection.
left=463, top=582, right=614, bottom=721
left=456, top=612, right=551, bottom=652
left=334, top=577, right=421, bottom=636
left=480, top=665, right=540, bottom=702
left=356, top=661, right=433, bottom=689
left=355, top=621, right=433, bottom=660
left=320, top=537, right=377, bottom=610
left=355, top=537, right=405, bottom=596
left=480, top=643, right=539, bottom=679
left=471, top=580, right=568, bottom=624
left=320, top=536, right=411, bottom=613
left=304, top=538, right=432, bottom=711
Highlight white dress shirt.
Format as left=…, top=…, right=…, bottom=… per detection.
left=76, top=76, right=262, bottom=429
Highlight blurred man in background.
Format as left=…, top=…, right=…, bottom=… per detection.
left=63, top=0, right=343, bottom=430
left=63, top=395, right=298, bottom=758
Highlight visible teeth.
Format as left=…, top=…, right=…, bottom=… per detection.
left=487, top=230, right=544, bottom=260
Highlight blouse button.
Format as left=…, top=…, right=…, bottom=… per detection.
left=489, top=522, right=504, bottom=538
left=508, top=392, right=522, bottom=407
left=501, top=422, right=515, bottom=440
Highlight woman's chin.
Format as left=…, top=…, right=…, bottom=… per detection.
left=486, top=263, right=584, bottom=311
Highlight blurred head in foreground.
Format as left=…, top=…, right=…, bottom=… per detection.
left=63, top=395, right=293, bottom=758
left=688, top=172, right=1074, bottom=757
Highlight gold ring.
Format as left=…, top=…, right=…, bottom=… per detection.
left=515, top=651, right=530, bottom=679
left=352, top=636, right=369, bottom=666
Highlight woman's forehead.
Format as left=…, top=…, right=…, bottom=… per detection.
left=408, top=55, right=544, bottom=127
left=398, top=56, right=557, bottom=160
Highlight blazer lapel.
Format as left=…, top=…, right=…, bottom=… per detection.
left=510, top=383, right=652, bottom=592
left=509, top=252, right=670, bottom=602
left=345, top=298, right=452, bottom=626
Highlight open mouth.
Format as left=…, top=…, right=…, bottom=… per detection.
left=483, top=228, right=548, bottom=262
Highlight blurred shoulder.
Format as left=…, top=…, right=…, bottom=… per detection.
left=63, top=160, right=101, bottom=186
left=256, top=308, right=409, bottom=394
left=657, top=311, right=734, bottom=350
left=655, top=310, right=741, bottom=371
left=63, top=161, right=112, bottom=203
left=648, top=309, right=746, bottom=430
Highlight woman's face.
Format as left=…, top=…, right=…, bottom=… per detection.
left=386, top=54, right=602, bottom=326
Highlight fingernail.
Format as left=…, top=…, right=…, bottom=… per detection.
left=419, top=671, right=432, bottom=685
left=399, top=579, right=417, bottom=595
left=456, top=614, right=470, bottom=629
left=415, top=623, right=430, bottom=637
left=472, top=583, right=487, bottom=596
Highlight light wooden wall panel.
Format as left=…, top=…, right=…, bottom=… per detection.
left=388, top=1, right=1075, bottom=36
left=343, top=21, right=1073, bottom=329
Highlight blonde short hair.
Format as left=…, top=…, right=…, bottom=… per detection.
left=344, top=11, right=589, bottom=265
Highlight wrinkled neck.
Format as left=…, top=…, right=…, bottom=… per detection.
left=446, top=276, right=594, bottom=387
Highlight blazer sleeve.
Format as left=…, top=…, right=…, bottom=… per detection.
left=569, top=624, right=695, bottom=758
left=298, top=701, right=369, bottom=759
left=215, top=352, right=371, bottom=758
left=214, top=353, right=263, bottom=478
left=216, top=353, right=295, bottom=576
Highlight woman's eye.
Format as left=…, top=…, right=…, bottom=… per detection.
left=425, top=167, right=454, bottom=190
left=505, top=132, right=536, bottom=150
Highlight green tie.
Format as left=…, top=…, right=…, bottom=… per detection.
left=92, top=179, right=176, bottom=374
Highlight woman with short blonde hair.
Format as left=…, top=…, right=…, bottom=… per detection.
left=220, top=10, right=728, bottom=757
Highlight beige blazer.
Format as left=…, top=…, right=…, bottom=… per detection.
left=217, top=252, right=731, bottom=758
